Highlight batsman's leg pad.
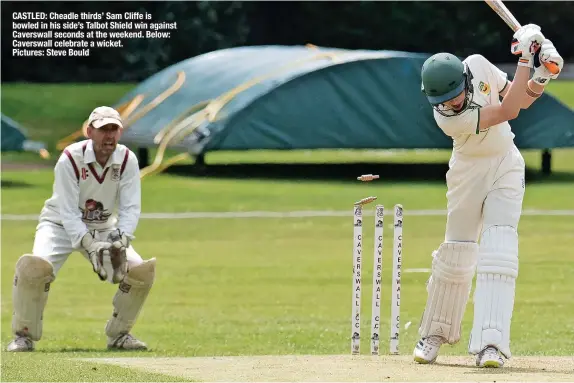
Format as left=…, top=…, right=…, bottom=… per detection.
left=105, top=258, right=156, bottom=338
left=12, top=255, right=55, bottom=341
left=418, top=242, right=478, bottom=344
left=469, top=225, right=518, bottom=359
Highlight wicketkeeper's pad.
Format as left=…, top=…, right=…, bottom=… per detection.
left=105, top=258, right=156, bottom=338
left=12, top=255, right=55, bottom=341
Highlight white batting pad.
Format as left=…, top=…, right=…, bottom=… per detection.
left=105, top=258, right=156, bottom=338
left=418, top=242, right=478, bottom=344
left=469, top=225, right=518, bottom=358
left=12, top=255, right=55, bottom=341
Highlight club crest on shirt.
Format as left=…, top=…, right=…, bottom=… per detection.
left=478, top=81, right=491, bottom=96
left=111, top=165, right=121, bottom=182
left=80, top=199, right=112, bottom=223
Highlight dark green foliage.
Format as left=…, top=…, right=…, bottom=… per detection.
left=3, top=1, right=572, bottom=82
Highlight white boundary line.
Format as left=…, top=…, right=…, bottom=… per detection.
left=2, top=209, right=574, bottom=221
left=404, top=268, right=432, bottom=273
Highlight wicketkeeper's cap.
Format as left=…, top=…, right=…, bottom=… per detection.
left=88, top=106, right=123, bottom=129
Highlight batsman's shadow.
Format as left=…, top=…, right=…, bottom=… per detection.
left=434, top=361, right=567, bottom=375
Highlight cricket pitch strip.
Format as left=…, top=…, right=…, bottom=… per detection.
left=84, top=354, right=574, bottom=382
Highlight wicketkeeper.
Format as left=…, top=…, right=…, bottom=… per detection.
left=414, top=24, right=563, bottom=367
left=7, top=106, right=156, bottom=352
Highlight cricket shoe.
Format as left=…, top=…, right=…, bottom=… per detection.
left=413, top=336, right=446, bottom=364
left=107, top=333, right=148, bottom=350
left=6, top=335, right=34, bottom=352
left=476, top=346, right=505, bottom=368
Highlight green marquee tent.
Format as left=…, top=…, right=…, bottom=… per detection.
left=115, top=45, right=573, bottom=160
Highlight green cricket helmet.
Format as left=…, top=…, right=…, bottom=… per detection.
left=421, top=53, right=474, bottom=115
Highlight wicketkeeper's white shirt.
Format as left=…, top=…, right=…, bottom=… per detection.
left=38, top=139, right=141, bottom=249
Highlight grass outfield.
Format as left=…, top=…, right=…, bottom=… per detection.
left=2, top=213, right=574, bottom=380
left=1, top=82, right=573, bottom=381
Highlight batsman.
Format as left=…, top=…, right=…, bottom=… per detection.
left=7, top=106, right=156, bottom=352
left=414, top=24, right=563, bottom=367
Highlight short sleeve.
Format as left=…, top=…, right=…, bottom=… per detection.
left=490, top=63, right=509, bottom=94
left=466, top=54, right=508, bottom=94
left=434, top=106, right=480, bottom=137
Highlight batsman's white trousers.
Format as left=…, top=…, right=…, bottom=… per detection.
left=33, top=221, right=143, bottom=280
left=445, top=144, right=525, bottom=241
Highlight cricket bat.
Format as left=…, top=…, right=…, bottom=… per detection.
left=484, top=0, right=560, bottom=75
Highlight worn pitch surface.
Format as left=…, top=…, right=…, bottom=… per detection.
left=85, top=355, right=574, bottom=382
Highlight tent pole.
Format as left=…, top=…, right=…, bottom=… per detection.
left=541, top=149, right=552, bottom=175
left=137, top=147, right=149, bottom=169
